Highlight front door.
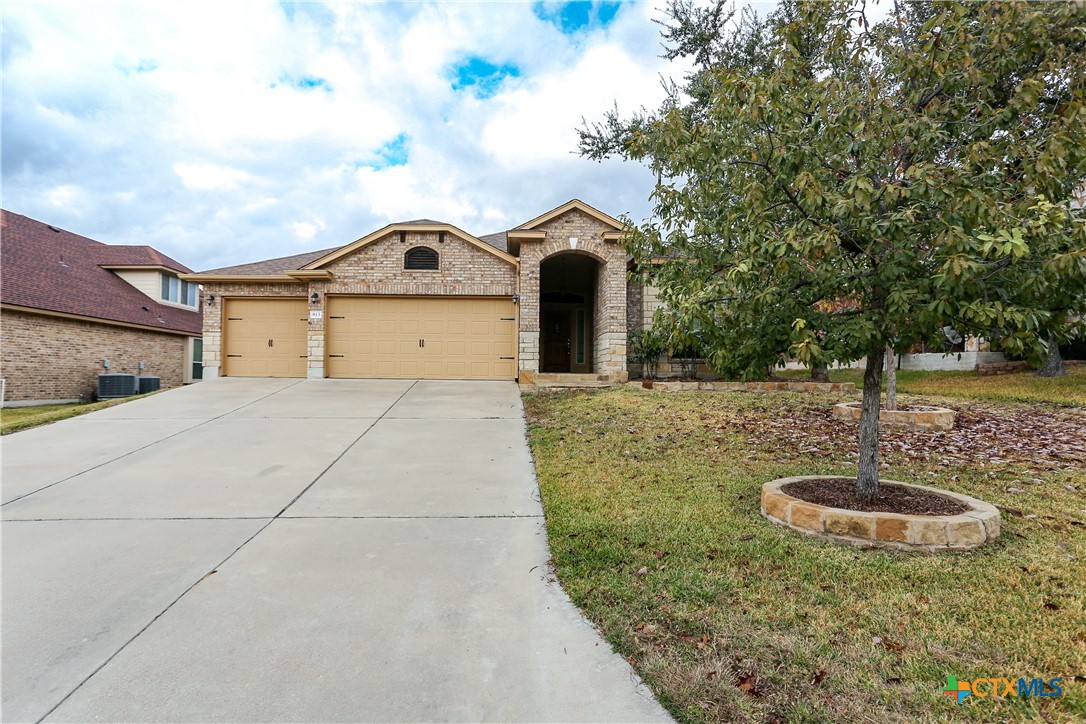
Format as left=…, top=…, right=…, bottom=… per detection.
left=541, top=310, right=571, bottom=372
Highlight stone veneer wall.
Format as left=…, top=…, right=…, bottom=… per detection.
left=518, top=209, right=628, bottom=380
left=1, top=309, right=187, bottom=403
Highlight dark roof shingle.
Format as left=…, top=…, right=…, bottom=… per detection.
left=201, top=247, right=340, bottom=275
left=0, top=210, right=201, bottom=335
left=477, top=231, right=509, bottom=253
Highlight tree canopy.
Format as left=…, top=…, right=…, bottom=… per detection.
left=582, top=0, right=1086, bottom=498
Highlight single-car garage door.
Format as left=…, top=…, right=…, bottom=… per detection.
left=326, top=297, right=516, bottom=380
left=223, top=298, right=308, bottom=377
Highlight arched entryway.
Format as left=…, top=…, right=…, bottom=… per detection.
left=539, top=252, right=601, bottom=373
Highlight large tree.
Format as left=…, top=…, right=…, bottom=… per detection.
left=582, top=0, right=1086, bottom=500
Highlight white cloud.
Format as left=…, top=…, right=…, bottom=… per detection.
left=2, top=1, right=692, bottom=270
left=481, top=43, right=673, bottom=167
left=47, top=184, right=81, bottom=207
left=173, top=162, right=252, bottom=190
left=291, top=219, right=326, bottom=240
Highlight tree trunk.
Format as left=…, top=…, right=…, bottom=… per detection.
left=857, top=346, right=885, bottom=503
left=810, top=363, right=830, bottom=382
left=1037, top=335, right=1066, bottom=377
left=884, top=345, right=897, bottom=411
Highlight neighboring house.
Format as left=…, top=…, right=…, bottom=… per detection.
left=0, top=210, right=203, bottom=405
left=184, top=199, right=635, bottom=383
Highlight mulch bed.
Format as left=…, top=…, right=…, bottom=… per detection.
left=782, top=478, right=968, bottom=516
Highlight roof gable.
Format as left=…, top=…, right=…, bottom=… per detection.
left=514, top=199, right=625, bottom=232
left=300, top=222, right=517, bottom=270
left=0, top=210, right=201, bottom=335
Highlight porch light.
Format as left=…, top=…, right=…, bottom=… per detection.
left=310, top=292, right=320, bottom=304
left=512, top=293, right=520, bottom=305
left=205, top=294, right=215, bottom=306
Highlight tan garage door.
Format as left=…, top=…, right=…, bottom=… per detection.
left=223, top=298, right=308, bottom=377
left=326, top=297, right=516, bottom=380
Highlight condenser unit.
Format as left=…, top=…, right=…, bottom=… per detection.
left=97, top=373, right=138, bottom=399
left=138, top=376, right=161, bottom=394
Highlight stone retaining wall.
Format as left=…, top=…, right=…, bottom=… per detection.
left=630, top=380, right=856, bottom=393
left=761, top=476, right=1000, bottom=552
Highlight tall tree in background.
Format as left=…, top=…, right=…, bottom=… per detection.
left=581, top=0, right=1086, bottom=501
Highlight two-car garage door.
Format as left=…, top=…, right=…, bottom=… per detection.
left=326, top=297, right=516, bottom=380
left=223, top=296, right=516, bottom=380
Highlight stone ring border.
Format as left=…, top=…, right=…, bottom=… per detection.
left=761, top=475, right=1000, bottom=552
left=831, top=401, right=955, bottom=431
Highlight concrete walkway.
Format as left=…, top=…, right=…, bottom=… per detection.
left=2, top=379, right=670, bottom=723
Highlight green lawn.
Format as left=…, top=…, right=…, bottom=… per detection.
left=1, top=394, right=155, bottom=434
left=524, top=375, right=1085, bottom=722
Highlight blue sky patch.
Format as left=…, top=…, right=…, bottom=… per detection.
left=533, top=1, right=623, bottom=34
left=451, top=57, right=521, bottom=98
left=273, top=75, right=332, bottom=92
left=358, top=134, right=409, bottom=170
left=116, top=58, right=158, bottom=75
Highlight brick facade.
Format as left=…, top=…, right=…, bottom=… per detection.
left=316, top=231, right=517, bottom=297
left=197, top=203, right=635, bottom=382
left=200, top=231, right=517, bottom=379
left=517, top=210, right=627, bottom=380
left=1, top=309, right=188, bottom=403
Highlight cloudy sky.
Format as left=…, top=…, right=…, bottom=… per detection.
left=3, top=1, right=761, bottom=271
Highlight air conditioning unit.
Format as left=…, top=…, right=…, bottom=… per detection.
left=138, top=376, right=161, bottom=394
left=97, top=373, right=139, bottom=399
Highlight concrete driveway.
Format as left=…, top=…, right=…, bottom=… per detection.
left=2, top=379, right=670, bottom=723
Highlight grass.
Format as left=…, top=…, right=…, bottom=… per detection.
left=1, top=393, right=156, bottom=434
left=775, top=366, right=1086, bottom=405
left=523, top=375, right=1086, bottom=722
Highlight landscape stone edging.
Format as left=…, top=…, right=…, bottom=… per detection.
left=831, top=401, right=955, bottom=431
left=629, top=380, right=856, bottom=393
left=761, top=475, right=1000, bottom=553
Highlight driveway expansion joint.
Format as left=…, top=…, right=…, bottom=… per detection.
left=2, top=379, right=307, bottom=508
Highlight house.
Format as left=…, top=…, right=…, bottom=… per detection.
left=0, top=210, right=203, bottom=405
left=183, top=199, right=637, bottom=383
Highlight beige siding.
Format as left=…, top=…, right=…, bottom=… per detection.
left=112, top=269, right=162, bottom=300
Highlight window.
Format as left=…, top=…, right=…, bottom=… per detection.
left=161, top=273, right=198, bottom=307
left=576, top=309, right=585, bottom=364
left=404, top=246, right=439, bottom=270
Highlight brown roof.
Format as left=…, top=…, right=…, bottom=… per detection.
left=97, top=244, right=193, bottom=272
left=0, top=209, right=202, bottom=335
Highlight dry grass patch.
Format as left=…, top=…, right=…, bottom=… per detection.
left=524, top=387, right=1085, bottom=722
